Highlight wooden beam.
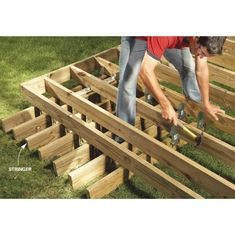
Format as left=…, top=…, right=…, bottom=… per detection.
left=53, top=144, right=90, bottom=176
left=224, top=39, right=235, bottom=56
left=208, top=53, right=235, bottom=71
left=162, top=86, right=235, bottom=136
left=208, top=63, right=235, bottom=88
left=12, top=114, right=52, bottom=141
left=69, top=154, right=107, bottom=189
left=1, top=106, right=35, bottom=133
left=21, top=83, right=204, bottom=198
left=38, top=133, right=77, bottom=160
left=156, top=63, right=235, bottom=110
left=95, top=56, right=146, bottom=92
left=68, top=117, right=159, bottom=190
left=40, top=76, right=235, bottom=197
left=25, top=123, right=66, bottom=150
left=46, top=46, right=119, bottom=84
left=86, top=167, right=127, bottom=198
left=93, top=57, right=235, bottom=135
left=71, top=67, right=235, bottom=169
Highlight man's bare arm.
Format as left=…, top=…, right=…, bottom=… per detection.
left=195, top=56, right=225, bottom=120
left=139, top=52, right=178, bottom=125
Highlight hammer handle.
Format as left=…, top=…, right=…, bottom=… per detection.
left=177, top=121, right=197, bottom=139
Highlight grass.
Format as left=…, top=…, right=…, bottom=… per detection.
left=0, top=37, right=235, bottom=199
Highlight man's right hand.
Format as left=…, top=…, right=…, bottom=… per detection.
left=160, top=99, right=178, bottom=126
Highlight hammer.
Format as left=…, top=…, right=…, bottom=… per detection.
left=177, top=120, right=202, bottom=146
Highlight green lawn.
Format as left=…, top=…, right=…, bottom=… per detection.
left=0, top=37, right=234, bottom=199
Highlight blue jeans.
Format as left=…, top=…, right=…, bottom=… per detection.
left=116, top=37, right=201, bottom=125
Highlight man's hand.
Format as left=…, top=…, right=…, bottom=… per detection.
left=204, top=102, right=225, bottom=121
left=161, top=99, right=178, bottom=126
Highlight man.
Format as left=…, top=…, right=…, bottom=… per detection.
left=116, top=36, right=226, bottom=127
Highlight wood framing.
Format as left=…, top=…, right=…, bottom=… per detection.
left=71, top=67, right=235, bottom=168
left=2, top=45, right=234, bottom=199
left=21, top=81, right=203, bottom=198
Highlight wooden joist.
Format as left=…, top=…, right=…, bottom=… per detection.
left=1, top=106, right=36, bottom=133
left=24, top=75, right=235, bottom=198
left=71, top=67, right=235, bottom=168
left=12, top=114, right=52, bottom=141
left=156, top=62, right=235, bottom=109
left=86, top=167, right=128, bottom=199
left=38, top=133, right=78, bottom=160
left=1, top=44, right=231, bottom=199
left=69, top=154, right=107, bottom=189
left=21, top=80, right=206, bottom=198
left=25, top=123, right=66, bottom=150
left=208, top=53, right=235, bottom=71
left=162, top=86, right=235, bottom=136
left=224, top=39, right=235, bottom=57
left=53, top=144, right=90, bottom=176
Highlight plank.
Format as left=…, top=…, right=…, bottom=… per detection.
left=156, top=63, right=235, bottom=110
left=162, top=86, right=235, bottom=136
left=69, top=117, right=159, bottom=191
left=53, top=144, right=90, bottom=176
left=38, top=133, right=77, bottom=160
left=208, top=53, right=235, bottom=71
left=40, top=76, right=235, bottom=197
left=69, top=154, right=107, bottom=189
left=12, top=114, right=52, bottom=141
left=25, top=123, right=66, bottom=150
left=224, top=39, right=235, bottom=56
left=21, top=82, right=204, bottom=198
left=71, top=67, right=235, bottom=169
left=1, top=106, right=35, bottom=133
left=94, top=57, right=235, bottom=135
left=86, top=167, right=128, bottom=198
left=95, top=56, right=146, bottom=92
left=47, top=46, right=119, bottom=84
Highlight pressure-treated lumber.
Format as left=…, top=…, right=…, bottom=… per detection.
left=46, top=46, right=119, bottom=84
left=12, top=114, right=52, bottom=141
left=156, top=63, right=235, bottom=110
left=224, top=39, right=235, bottom=56
left=38, top=76, right=235, bottom=197
left=86, top=151, right=161, bottom=199
left=1, top=106, right=36, bottom=133
left=69, top=154, right=107, bottom=189
left=208, top=63, right=235, bottom=88
left=21, top=82, right=205, bottom=198
left=69, top=118, right=159, bottom=191
left=53, top=144, right=90, bottom=176
left=208, top=53, right=235, bottom=71
left=38, top=133, right=78, bottom=160
left=95, top=56, right=148, bottom=94
left=96, top=56, right=235, bottom=111
left=25, top=123, right=65, bottom=150
left=86, top=167, right=128, bottom=198
left=117, top=45, right=235, bottom=92
left=71, top=67, right=235, bottom=168
left=162, top=86, right=235, bottom=136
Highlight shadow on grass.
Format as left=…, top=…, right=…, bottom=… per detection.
left=125, top=180, right=157, bottom=199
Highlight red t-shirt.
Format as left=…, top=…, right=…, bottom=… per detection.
left=136, top=36, right=191, bottom=60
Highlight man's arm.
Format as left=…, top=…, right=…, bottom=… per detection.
left=139, top=52, right=178, bottom=125
left=195, top=56, right=225, bottom=120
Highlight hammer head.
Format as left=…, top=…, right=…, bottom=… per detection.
left=195, top=135, right=203, bottom=146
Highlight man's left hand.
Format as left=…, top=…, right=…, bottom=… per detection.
left=204, top=102, right=225, bottom=121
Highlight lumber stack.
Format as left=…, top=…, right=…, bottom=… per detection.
left=1, top=39, right=235, bottom=198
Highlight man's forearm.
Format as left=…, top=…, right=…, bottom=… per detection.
left=195, top=56, right=210, bottom=106
left=196, top=69, right=210, bottom=106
